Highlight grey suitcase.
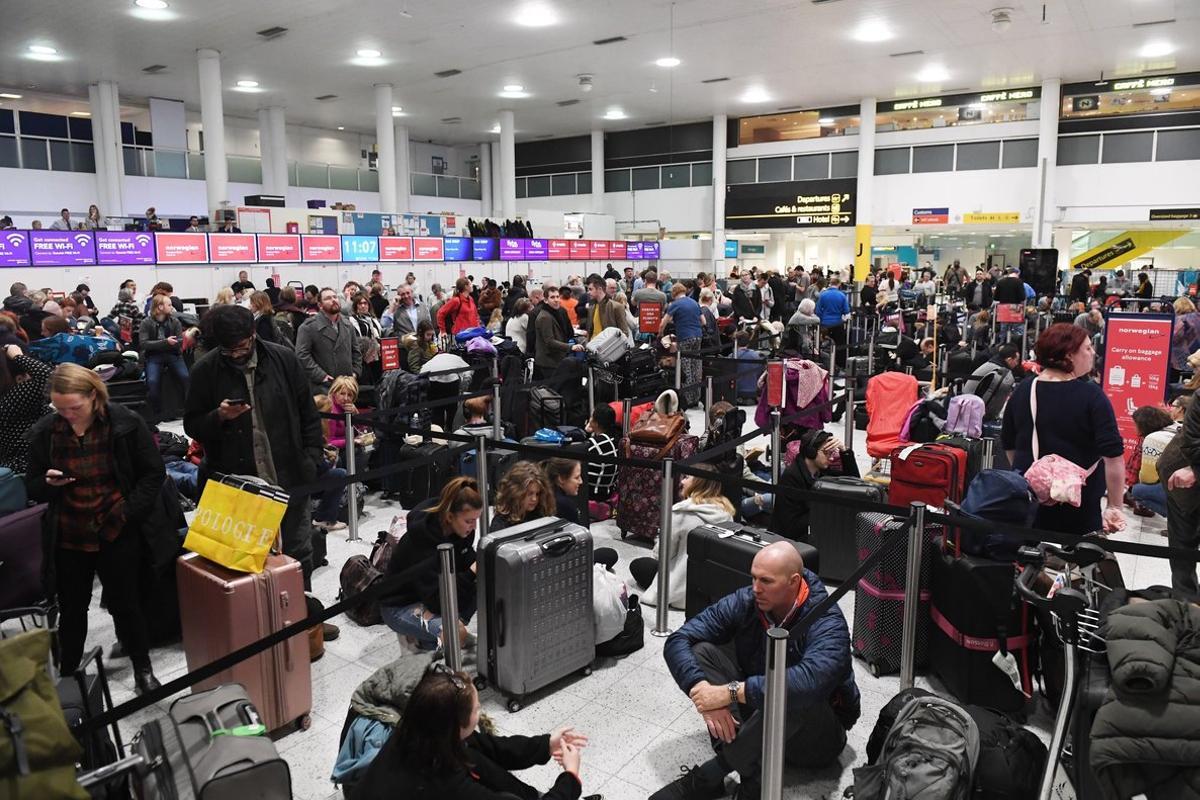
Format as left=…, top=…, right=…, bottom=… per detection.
left=808, top=477, right=887, bottom=582
left=477, top=518, right=595, bottom=711
left=585, top=326, right=630, bottom=365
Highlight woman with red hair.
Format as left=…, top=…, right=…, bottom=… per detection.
left=1001, top=323, right=1126, bottom=534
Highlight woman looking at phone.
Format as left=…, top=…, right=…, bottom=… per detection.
left=25, top=363, right=167, bottom=694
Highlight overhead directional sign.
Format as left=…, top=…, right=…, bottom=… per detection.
left=725, top=179, right=856, bottom=229
left=1071, top=230, right=1187, bottom=270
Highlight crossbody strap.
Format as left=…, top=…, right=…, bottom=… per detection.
left=1029, top=375, right=1100, bottom=475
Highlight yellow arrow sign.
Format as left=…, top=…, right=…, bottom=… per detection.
left=1070, top=230, right=1187, bottom=271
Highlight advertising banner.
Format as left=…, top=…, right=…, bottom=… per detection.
left=724, top=240, right=739, bottom=259
left=155, top=232, right=209, bottom=264
left=257, top=234, right=301, bottom=262
left=548, top=240, right=571, bottom=260
left=413, top=237, right=444, bottom=261
left=379, top=236, right=413, bottom=261
left=569, top=241, right=591, bottom=260
left=609, top=240, right=627, bottom=259
left=626, top=241, right=644, bottom=259
left=0, top=230, right=31, bottom=267
left=30, top=230, right=96, bottom=266
left=725, top=179, right=856, bottom=229
left=643, top=241, right=661, bottom=259
left=341, top=235, right=379, bottom=262
left=96, top=231, right=156, bottom=265
left=995, top=303, right=1025, bottom=324
left=500, top=238, right=526, bottom=260
left=589, top=240, right=610, bottom=260
left=301, top=235, right=341, bottom=262
left=525, top=239, right=548, bottom=260
left=1102, top=313, right=1174, bottom=460
left=208, top=233, right=257, bottom=263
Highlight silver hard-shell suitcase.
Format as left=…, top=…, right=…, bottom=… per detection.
left=585, top=326, right=630, bottom=365
left=477, top=517, right=595, bottom=711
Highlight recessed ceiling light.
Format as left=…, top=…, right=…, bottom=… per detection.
left=356, top=48, right=381, bottom=58
left=603, top=107, right=628, bottom=120
left=853, top=18, right=893, bottom=42
left=655, top=56, right=681, bottom=68
left=28, top=45, right=58, bottom=55
left=70, top=111, right=91, bottom=116
left=818, top=117, right=834, bottom=124
left=392, top=108, right=406, bottom=117
left=740, top=86, right=772, bottom=103
left=236, top=80, right=259, bottom=88
left=915, top=64, right=949, bottom=82
left=0, top=93, right=21, bottom=100
left=1139, top=41, right=1175, bottom=58
left=134, top=0, right=168, bottom=8
left=490, top=124, right=502, bottom=133
left=499, top=88, right=530, bottom=99
left=515, top=1, right=558, bottom=27
left=503, top=84, right=524, bottom=92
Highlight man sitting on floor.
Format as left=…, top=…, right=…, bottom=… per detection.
left=653, top=542, right=860, bottom=800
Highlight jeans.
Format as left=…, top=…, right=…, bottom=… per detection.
left=313, top=462, right=348, bottom=524
left=997, top=323, right=1024, bottom=344
left=380, top=601, right=474, bottom=650
left=145, top=353, right=189, bottom=415
left=1131, top=482, right=1168, bottom=517
left=741, top=493, right=774, bottom=519
left=1166, top=489, right=1200, bottom=599
left=56, top=533, right=150, bottom=673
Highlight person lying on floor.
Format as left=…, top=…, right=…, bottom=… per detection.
left=652, top=542, right=860, bottom=800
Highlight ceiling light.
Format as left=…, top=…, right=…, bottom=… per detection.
left=740, top=86, right=772, bottom=103
left=603, top=107, right=628, bottom=120
left=818, top=117, right=834, bottom=124
left=1139, top=41, right=1175, bottom=58
left=392, top=109, right=406, bottom=117
left=356, top=48, right=381, bottom=58
left=337, top=126, right=345, bottom=130
left=70, top=111, right=90, bottom=116
left=490, top=124, right=501, bottom=133
left=656, top=56, right=681, bottom=68
left=134, top=0, right=168, bottom=7
left=0, top=93, right=21, bottom=100
left=853, top=19, right=893, bottom=42
left=28, top=45, right=58, bottom=55
left=915, top=64, right=949, bottom=82
left=515, top=1, right=558, bottom=27
left=499, top=88, right=530, bottom=99
left=236, top=80, right=259, bottom=88
left=503, top=84, right=524, bottom=92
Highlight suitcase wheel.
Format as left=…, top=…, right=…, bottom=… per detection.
left=506, top=697, right=523, bottom=713
left=473, top=676, right=487, bottom=691
left=299, top=714, right=312, bottom=731
left=869, top=664, right=881, bottom=678
left=580, top=665, right=592, bottom=677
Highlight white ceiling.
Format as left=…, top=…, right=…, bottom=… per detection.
left=2, top=0, right=1199, bottom=146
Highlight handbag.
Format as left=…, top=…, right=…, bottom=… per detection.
left=1024, top=376, right=1097, bottom=507
left=183, top=474, right=290, bottom=573
left=628, top=409, right=686, bottom=459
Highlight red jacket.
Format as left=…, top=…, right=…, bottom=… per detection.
left=437, top=294, right=479, bottom=335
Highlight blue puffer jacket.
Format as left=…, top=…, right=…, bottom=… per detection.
left=663, top=571, right=861, bottom=729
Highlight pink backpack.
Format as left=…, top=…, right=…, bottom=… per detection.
left=944, top=394, right=985, bottom=438
left=1024, top=377, right=1097, bottom=506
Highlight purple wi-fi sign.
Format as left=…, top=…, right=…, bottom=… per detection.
left=0, top=230, right=31, bottom=267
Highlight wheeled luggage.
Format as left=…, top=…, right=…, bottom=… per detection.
left=477, top=518, right=595, bottom=711
left=398, top=442, right=452, bottom=509
left=889, top=443, right=968, bottom=510
left=586, top=326, right=630, bottom=365
left=1068, top=651, right=1107, bottom=800
left=0, top=503, right=46, bottom=611
left=685, top=522, right=820, bottom=619
left=56, top=647, right=118, bottom=776
left=935, top=434, right=995, bottom=489
left=614, top=434, right=700, bottom=541
left=852, top=513, right=932, bottom=676
left=928, top=547, right=1033, bottom=712
left=808, top=478, right=886, bottom=582
left=529, top=385, right=563, bottom=430
left=177, top=552, right=312, bottom=732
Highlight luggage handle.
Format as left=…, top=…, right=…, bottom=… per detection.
left=539, top=534, right=576, bottom=556
left=496, top=599, right=506, bottom=648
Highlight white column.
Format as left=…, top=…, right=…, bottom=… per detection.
left=1032, top=79, right=1061, bottom=249
left=490, top=141, right=502, bottom=214
left=854, top=97, right=877, bottom=282
left=499, top=110, right=516, bottom=220
left=260, top=106, right=287, bottom=195
left=479, top=142, right=493, bottom=217
left=394, top=122, right=411, bottom=214
left=88, top=83, right=123, bottom=217
left=711, top=114, right=727, bottom=275
left=196, top=49, right=228, bottom=218
left=374, top=84, right=397, bottom=213
left=590, top=129, right=604, bottom=212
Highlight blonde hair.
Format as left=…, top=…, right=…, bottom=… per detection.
left=249, top=291, right=273, bottom=315
left=150, top=294, right=173, bottom=315
left=683, top=463, right=735, bottom=515
left=329, top=375, right=359, bottom=403
left=49, top=363, right=109, bottom=415
left=493, top=461, right=555, bottom=523
left=213, top=287, right=234, bottom=306
left=1174, top=297, right=1196, bottom=315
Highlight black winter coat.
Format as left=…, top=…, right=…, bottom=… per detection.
left=381, top=500, right=477, bottom=614
left=183, top=340, right=323, bottom=491
left=960, top=280, right=994, bottom=310
left=993, top=276, right=1026, bottom=305
left=26, top=403, right=170, bottom=594
left=770, top=449, right=859, bottom=540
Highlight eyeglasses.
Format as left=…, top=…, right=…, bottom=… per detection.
left=219, top=336, right=255, bottom=358
left=430, top=662, right=467, bottom=692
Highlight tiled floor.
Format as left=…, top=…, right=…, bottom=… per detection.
left=8, top=404, right=1177, bottom=800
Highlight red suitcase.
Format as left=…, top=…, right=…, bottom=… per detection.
left=888, top=443, right=967, bottom=511
left=177, top=552, right=312, bottom=733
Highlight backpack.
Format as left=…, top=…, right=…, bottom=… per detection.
left=963, top=361, right=1014, bottom=420
left=338, top=555, right=383, bottom=626
left=957, top=469, right=1038, bottom=559
left=853, top=694, right=979, bottom=800
left=900, top=398, right=947, bottom=443
left=28, top=332, right=119, bottom=366
left=378, top=369, right=430, bottom=436
left=944, top=394, right=985, bottom=438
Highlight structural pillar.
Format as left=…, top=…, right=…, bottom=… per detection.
left=590, top=129, right=604, bottom=212
left=854, top=97, right=877, bottom=282
left=499, top=110, right=516, bottom=220
left=711, top=114, right=727, bottom=275
left=1032, top=79, right=1061, bottom=249
left=490, top=141, right=502, bottom=215
left=196, top=49, right=229, bottom=218
left=258, top=106, right=287, bottom=196
left=479, top=142, right=493, bottom=218
left=394, top=121, right=411, bottom=214
left=88, top=81, right=124, bottom=217
left=374, top=84, right=398, bottom=214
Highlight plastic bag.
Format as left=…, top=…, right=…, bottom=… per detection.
left=593, top=564, right=628, bottom=644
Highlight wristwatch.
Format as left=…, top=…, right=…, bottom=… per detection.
left=726, top=681, right=740, bottom=706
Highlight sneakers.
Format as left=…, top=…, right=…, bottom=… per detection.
left=648, top=765, right=727, bottom=800
left=314, top=520, right=348, bottom=532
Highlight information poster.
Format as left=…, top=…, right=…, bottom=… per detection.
left=1102, top=313, right=1174, bottom=460
left=0, top=230, right=32, bottom=267
left=379, top=338, right=401, bottom=371
left=30, top=230, right=96, bottom=266
left=638, top=301, right=663, bottom=334
left=96, top=231, right=156, bottom=265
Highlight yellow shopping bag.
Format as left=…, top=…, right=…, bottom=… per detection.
left=183, top=474, right=290, bottom=573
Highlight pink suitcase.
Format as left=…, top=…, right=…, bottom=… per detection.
left=177, top=552, right=312, bottom=733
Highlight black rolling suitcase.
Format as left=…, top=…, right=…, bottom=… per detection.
left=57, top=647, right=120, bottom=777
left=851, top=513, right=932, bottom=676
left=928, top=546, right=1034, bottom=713
left=935, top=434, right=995, bottom=488
left=529, top=385, right=563, bottom=429
left=1067, top=652, right=1107, bottom=800
left=399, top=442, right=452, bottom=508
left=808, top=477, right=887, bottom=583
left=685, top=522, right=819, bottom=619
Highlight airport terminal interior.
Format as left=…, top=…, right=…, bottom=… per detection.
left=2, top=1, right=1200, bottom=799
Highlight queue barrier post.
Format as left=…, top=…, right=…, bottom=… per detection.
left=475, top=434, right=490, bottom=541
left=760, top=627, right=789, bottom=800
left=770, top=409, right=783, bottom=486
left=674, top=347, right=683, bottom=391
left=843, top=360, right=855, bottom=447
left=704, top=376, right=714, bottom=436
left=983, top=437, right=995, bottom=470
left=622, top=398, right=633, bottom=441
left=867, top=335, right=875, bottom=375
left=437, top=543, right=463, bottom=674
left=587, top=364, right=596, bottom=417
left=492, top=380, right=502, bottom=441
left=828, top=339, right=837, bottom=378
left=344, top=410, right=360, bottom=543
left=651, top=458, right=675, bottom=638
left=899, top=500, right=927, bottom=690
